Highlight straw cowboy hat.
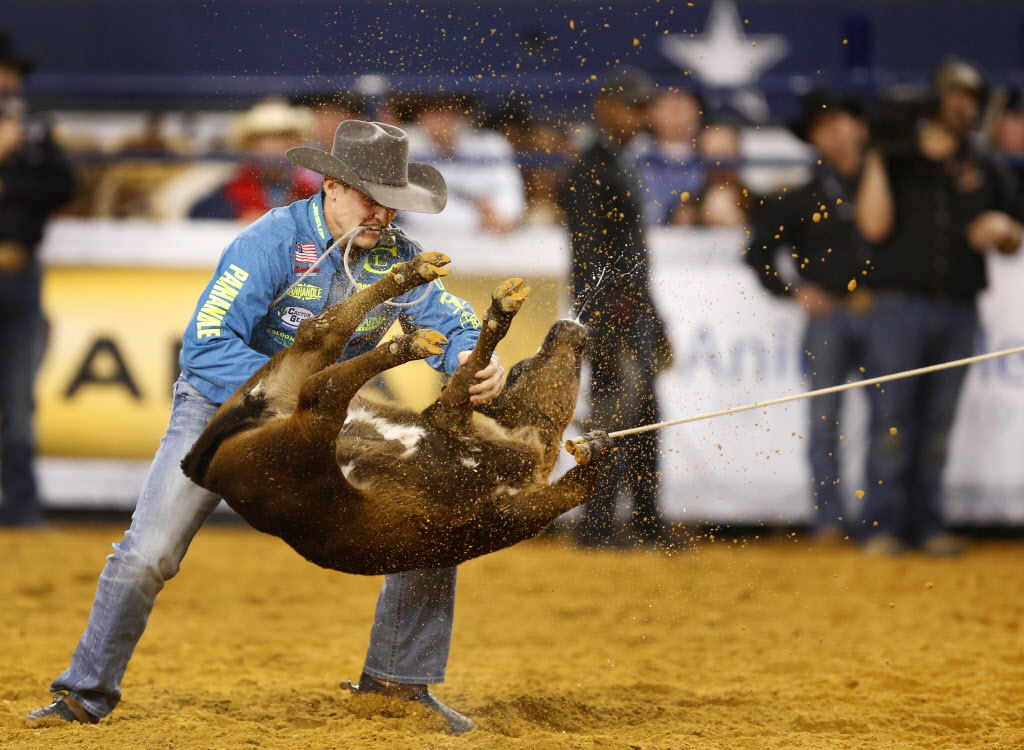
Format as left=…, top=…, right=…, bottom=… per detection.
left=232, top=99, right=314, bottom=147
left=286, top=120, right=447, bottom=214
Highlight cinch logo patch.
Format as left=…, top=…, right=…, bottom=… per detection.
left=363, top=246, right=399, bottom=275
left=196, top=264, right=249, bottom=339
left=288, top=283, right=323, bottom=302
left=277, top=306, right=314, bottom=329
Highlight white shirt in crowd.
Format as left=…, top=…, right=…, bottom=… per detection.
left=398, top=124, right=527, bottom=234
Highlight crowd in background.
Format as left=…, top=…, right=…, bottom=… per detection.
left=32, top=87, right=765, bottom=229
left=16, top=68, right=1024, bottom=234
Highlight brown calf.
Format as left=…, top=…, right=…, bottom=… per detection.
left=181, top=252, right=611, bottom=575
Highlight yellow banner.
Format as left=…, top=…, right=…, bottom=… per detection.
left=36, top=267, right=561, bottom=459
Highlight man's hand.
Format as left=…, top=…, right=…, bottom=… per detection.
left=459, top=351, right=505, bottom=405
left=967, top=211, right=1024, bottom=255
left=793, top=283, right=836, bottom=319
left=474, top=198, right=517, bottom=233
left=0, top=116, right=24, bottom=163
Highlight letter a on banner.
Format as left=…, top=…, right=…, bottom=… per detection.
left=65, top=337, right=143, bottom=399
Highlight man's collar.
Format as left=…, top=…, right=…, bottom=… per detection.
left=307, top=192, right=330, bottom=249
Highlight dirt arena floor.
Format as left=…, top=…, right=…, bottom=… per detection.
left=2, top=523, right=1023, bottom=749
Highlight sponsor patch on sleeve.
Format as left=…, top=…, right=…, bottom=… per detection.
left=195, top=264, right=249, bottom=339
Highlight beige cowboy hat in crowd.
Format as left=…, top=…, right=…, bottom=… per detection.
left=232, top=99, right=314, bottom=148
left=286, top=119, right=447, bottom=214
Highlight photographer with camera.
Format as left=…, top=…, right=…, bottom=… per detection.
left=856, top=58, right=1023, bottom=556
left=0, top=32, right=75, bottom=527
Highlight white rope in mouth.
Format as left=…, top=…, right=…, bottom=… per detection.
left=272, top=223, right=431, bottom=309
left=565, top=344, right=1024, bottom=453
left=340, top=224, right=432, bottom=308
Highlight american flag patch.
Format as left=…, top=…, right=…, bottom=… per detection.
left=295, top=243, right=319, bottom=263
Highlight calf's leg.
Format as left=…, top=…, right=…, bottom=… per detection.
left=261, top=252, right=452, bottom=410
left=292, top=329, right=448, bottom=440
left=423, top=278, right=530, bottom=432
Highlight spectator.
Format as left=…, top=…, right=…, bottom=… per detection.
left=518, top=121, right=574, bottom=226
left=680, top=120, right=750, bottom=226
left=116, top=112, right=191, bottom=157
left=856, top=58, right=1024, bottom=556
left=0, top=32, right=75, bottom=526
left=992, top=88, right=1024, bottom=210
left=291, top=91, right=367, bottom=148
left=557, top=67, right=674, bottom=547
left=189, top=99, right=319, bottom=221
left=745, top=90, right=872, bottom=542
left=397, top=92, right=526, bottom=234
left=633, top=86, right=705, bottom=226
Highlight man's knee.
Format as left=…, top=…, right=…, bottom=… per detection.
left=111, top=539, right=186, bottom=584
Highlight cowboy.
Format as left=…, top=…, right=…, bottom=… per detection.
left=557, top=68, right=675, bottom=547
left=189, top=98, right=320, bottom=222
left=27, top=120, right=504, bottom=734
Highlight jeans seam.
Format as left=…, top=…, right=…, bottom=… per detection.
left=385, top=577, right=406, bottom=678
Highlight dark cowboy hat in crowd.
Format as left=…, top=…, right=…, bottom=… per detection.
left=0, top=32, right=35, bottom=76
left=790, top=90, right=866, bottom=142
left=598, top=67, right=657, bottom=107
left=286, top=119, right=447, bottom=214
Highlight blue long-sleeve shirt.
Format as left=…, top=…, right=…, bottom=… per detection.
left=180, top=192, right=481, bottom=404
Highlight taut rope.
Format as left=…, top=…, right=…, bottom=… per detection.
left=565, top=344, right=1024, bottom=461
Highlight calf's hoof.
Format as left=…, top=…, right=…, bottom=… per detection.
left=565, top=429, right=614, bottom=465
left=493, top=278, right=531, bottom=315
left=412, top=251, right=451, bottom=282
left=390, top=329, right=447, bottom=359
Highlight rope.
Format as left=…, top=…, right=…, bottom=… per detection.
left=342, top=224, right=432, bottom=308
left=565, top=344, right=1024, bottom=454
left=272, top=223, right=431, bottom=309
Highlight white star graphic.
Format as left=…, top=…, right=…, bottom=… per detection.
left=660, top=0, right=789, bottom=89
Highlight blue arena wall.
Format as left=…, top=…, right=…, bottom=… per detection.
left=5, top=0, right=1024, bottom=116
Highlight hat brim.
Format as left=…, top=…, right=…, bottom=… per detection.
left=286, top=146, right=447, bottom=214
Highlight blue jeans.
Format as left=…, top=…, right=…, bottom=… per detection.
left=859, top=292, right=978, bottom=545
left=0, top=262, right=45, bottom=525
left=803, top=303, right=869, bottom=533
left=52, top=375, right=457, bottom=718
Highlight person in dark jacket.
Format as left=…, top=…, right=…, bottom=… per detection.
left=557, top=68, right=674, bottom=547
left=745, top=91, right=872, bottom=541
left=856, top=58, right=1024, bottom=556
left=0, top=33, right=75, bottom=527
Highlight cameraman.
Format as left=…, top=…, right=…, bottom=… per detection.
left=0, top=33, right=75, bottom=527
left=856, top=59, right=1023, bottom=556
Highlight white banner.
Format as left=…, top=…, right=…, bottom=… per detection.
left=36, top=220, right=1024, bottom=523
